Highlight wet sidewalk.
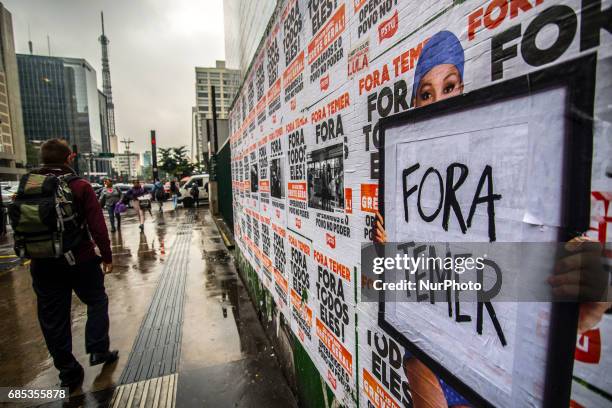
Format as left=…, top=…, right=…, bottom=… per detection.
left=0, top=204, right=296, bottom=407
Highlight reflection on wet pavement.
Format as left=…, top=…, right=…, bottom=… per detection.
left=0, top=203, right=296, bottom=407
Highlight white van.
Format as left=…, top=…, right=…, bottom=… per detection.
left=179, top=174, right=209, bottom=207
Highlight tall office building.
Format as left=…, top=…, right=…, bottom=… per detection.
left=98, top=90, right=112, bottom=176
left=223, top=0, right=277, bottom=74
left=193, top=61, right=240, bottom=161
left=18, top=54, right=107, bottom=174
left=62, top=58, right=103, bottom=156
left=98, top=90, right=110, bottom=153
left=112, top=153, right=139, bottom=180
left=0, top=3, right=26, bottom=180
left=142, top=150, right=151, bottom=167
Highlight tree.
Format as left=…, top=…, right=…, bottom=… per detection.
left=192, top=160, right=207, bottom=174
left=159, top=146, right=196, bottom=178
left=173, top=146, right=193, bottom=177
left=159, top=147, right=177, bottom=177
left=141, top=165, right=153, bottom=180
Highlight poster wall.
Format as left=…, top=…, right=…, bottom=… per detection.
left=229, top=0, right=612, bottom=406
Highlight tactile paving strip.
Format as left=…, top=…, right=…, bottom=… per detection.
left=110, top=373, right=177, bottom=408
left=118, top=216, right=193, bottom=384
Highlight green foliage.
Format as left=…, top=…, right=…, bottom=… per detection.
left=141, top=165, right=153, bottom=180
left=158, top=146, right=201, bottom=178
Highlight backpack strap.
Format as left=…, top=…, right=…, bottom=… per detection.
left=56, top=174, right=87, bottom=231
left=62, top=174, right=81, bottom=184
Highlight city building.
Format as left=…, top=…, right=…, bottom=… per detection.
left=17, top=55, right=71, bottom=146
left=193, top=61, right=240, bottom=161
left=98, top=90, right=112, bottom=176
left=223, top=0, right=277, bottom=74
left=17, top=54, right=109, bottom=174
left=62, top=57, right=103, bottom=155
left=0, top=3, right=27, bottom=180
left=141, top=150, right=152, bottom=179
left=142, top=150, right=151, bottom=167
left=112, top=153, right=140, bottom=180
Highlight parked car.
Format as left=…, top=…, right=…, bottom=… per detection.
left=90, top=182, right=104, bottom=198
left=178, top=174, right=209, bottom=208
left=114, top=183, right=132, bottom=194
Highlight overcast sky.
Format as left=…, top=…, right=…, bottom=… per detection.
left=4, top=0, right=225, bottom=153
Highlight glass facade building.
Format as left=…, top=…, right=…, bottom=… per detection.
left=98, top=90, right=110, bottom=154
left=97, top=90, right=112, bottom=176
left=18, top=54, right=106, bottom=173
left=62, top=58, right=102, bottom=155
left=17, top=55, right=73, bottom=145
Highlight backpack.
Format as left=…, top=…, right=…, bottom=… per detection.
left=190, top=185, right=199, bottom=196
left=9, top=172, right=87, bottom=263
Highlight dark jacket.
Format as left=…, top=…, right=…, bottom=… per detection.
left=126, top=186, right=146, bottom=200
left=190, top=184, right=199, bottom=197
left=35, top=165, right=112, bottom=264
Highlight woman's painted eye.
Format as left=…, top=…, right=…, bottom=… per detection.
left=443, top=83, right=455, bottom=94
left=420, top=91, right=431, bottom=101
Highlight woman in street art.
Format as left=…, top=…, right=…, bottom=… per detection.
left=372, top=30, right=473, bottom=407
left=411, top=30, right=465, bottom=108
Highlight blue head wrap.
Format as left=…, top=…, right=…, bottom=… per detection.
left=411, top=31, right=465, bottom=102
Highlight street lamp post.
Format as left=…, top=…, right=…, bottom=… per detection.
left=121, top=138, right=134, bottom=180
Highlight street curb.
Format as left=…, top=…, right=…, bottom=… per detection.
left=212, top=216, right=235, bottom=250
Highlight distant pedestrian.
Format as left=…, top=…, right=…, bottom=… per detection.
left=126, top=180, right=146, bottom=232
left=170, top=178, right=180, bottom=210
left=153, top=179, right=165, bottom=212
left=190, top=183, right=200, bottom=207
left=99, top=179, right=123, bottom=232
left=9, top=139, right=118, bottom=392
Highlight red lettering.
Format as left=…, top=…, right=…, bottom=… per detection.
left=510, top=0, right=533, bottom=18
left=484, top=0, right=508, bottom=30
left=468, top=8, right=484, bottom=40
left=468, top=0, right=544, bottom=41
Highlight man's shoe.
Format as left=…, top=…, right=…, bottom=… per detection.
left=89, top=350, right=119, bottom=366
left=60, top=365, right=84, bottom=393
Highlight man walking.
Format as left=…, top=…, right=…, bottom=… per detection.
left=17, top=140, right=118, bottom=391
left=189, top=182, right=200, bottom=207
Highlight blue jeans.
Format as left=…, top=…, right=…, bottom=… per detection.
left=108, top=205, right=120, bottom=230
left=172, top=194, right=178, bottom=209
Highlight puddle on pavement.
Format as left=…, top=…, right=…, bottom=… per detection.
left=0, top=206, right=296, bottom=407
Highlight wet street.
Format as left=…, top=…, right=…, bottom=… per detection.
left=0, top=204, right=297, bottom=407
